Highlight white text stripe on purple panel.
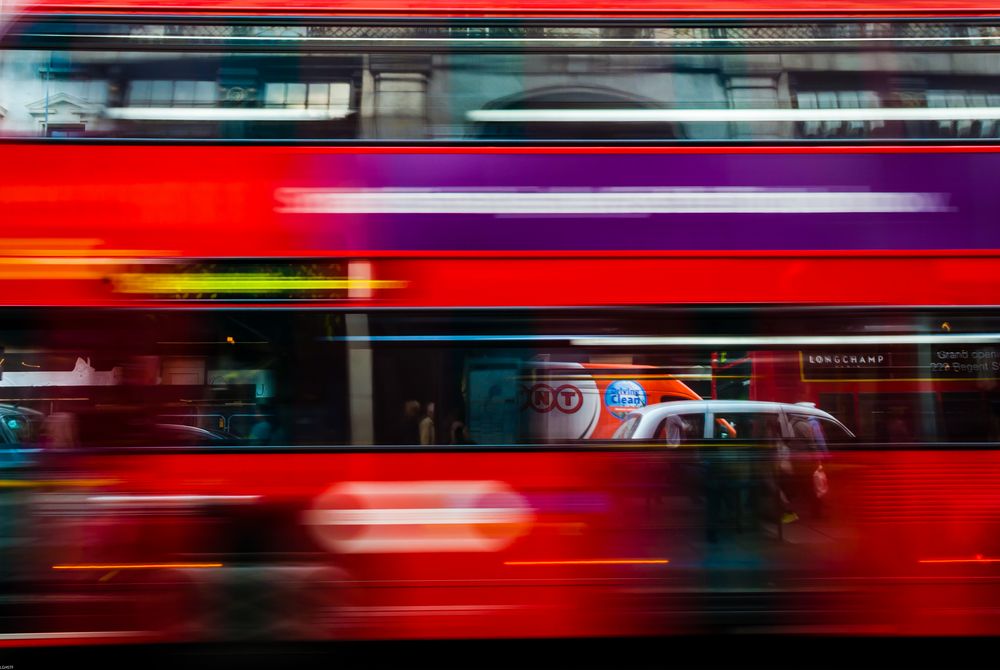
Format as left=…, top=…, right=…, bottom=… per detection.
left=275, top=188, right=949, bottom=215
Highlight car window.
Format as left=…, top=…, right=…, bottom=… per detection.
left=152, top=426, right=206, bottom=446
left=150, top=424, right=231, bottom=447
left=2, top=413, right=39, bottom=445
left=816, top=417, right=854, bottom=443
left=789, top=415, right=816, bottom=441
left=749, top=414, right=782, bottom=442
left=712, top=412, right=777, bottom=440
left=786, top=413, right=848, bottom=450
left=652, top=413, right=705, bottom=446
left=611, top=415, right=641, bottom=440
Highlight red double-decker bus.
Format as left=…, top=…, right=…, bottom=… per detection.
left=3, top=0, right=1000, bottom=647
left=3, top=1, right=1000, bottom=308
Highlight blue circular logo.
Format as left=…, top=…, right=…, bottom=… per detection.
left=604, top=380, right=647, bottom=420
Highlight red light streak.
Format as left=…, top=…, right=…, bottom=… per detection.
left=919, top=555, right=1000, bottom=564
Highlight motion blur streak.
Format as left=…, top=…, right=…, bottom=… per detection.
left=87, top=495, right=260, bottom=503
left=505, top=560, right=670, bottom=566
left=919, top=557, right=1000, bottom=564
left=52, top=564, right=225, bottom=570
left=0, top=479, right=118, bottom=488
left=0, top=631, right=146, bottom=640
left=310, top=508, right=530, bottom=525
left=571, top=334, right=1000, bottom=346
left=274, top=187, right=946, bottom=215
left=104, top=107, right=351, bottom=121
left=113, top=273, right=406, bottom=294
left=305, top=480, right=534, bottom=554
left=467, top=106, right=1000, bottom=123
left=29, top=32, right=1000, bottom=45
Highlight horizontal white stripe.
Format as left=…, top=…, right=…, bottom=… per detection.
left=32, top=32, right=1000, bottom=45
left=88, top=495, right=260, bottom=503
left=468, top=106, right=1000, bottom=123
left=571, top=334, right=1000, bottom=347
left=306, top=507, right=528, bottom=526
left=275, top=188, right=947, bottom=215
left=104, top=107, right=350, bottom=121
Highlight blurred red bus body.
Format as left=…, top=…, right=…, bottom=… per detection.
left=3, top=1, right=1000, bottom=646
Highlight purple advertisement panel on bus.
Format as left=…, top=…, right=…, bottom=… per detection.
left=277, top=151, right=1000, bottom=251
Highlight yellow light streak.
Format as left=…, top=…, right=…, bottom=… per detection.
left=0, top=238, right=104, bottom=248
left=0, top=238, right=175, bottom=257
left=114, top=273, right=406, bottom=294
left=53, top=563, right=224, bottom=570
left=0, top=479, right=119, bottom=489
left=0, top=250, right=174, bottom=258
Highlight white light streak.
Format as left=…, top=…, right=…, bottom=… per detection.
left=570, top=334, right=1000, bottom=347
left=276, top=187, right=948, bottom=215
left=468, top=106, right=1000, bottom=124
left=30, top=32, right=1000, bottom=45
left=88, top=494, right=260, bottom=503
left=305, top=507, right=529, bottom=526
left=104, top=107, right=350, bottom=121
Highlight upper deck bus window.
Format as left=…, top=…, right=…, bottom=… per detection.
left=4, top=18, right=1000, bottom=142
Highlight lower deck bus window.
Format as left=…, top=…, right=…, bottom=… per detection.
left=1, top=309, right=999, bottom=447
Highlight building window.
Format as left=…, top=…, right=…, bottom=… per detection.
left=263, top=82, right=351, bottom=110
left=926, top=89, right=1000, bottom=137
left=127, top=80, right=218, bottom=107
left=44, top=123, right=87, bottom=137
left=794, top=77, right=1000, bottom=139
left=795, top=89, right=884, bottom=138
